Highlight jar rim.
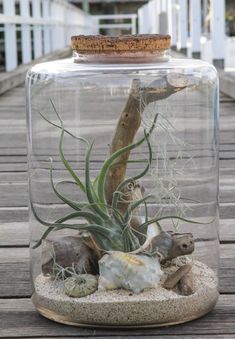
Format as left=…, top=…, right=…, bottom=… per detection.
left=71, top=34, right=171, bottom=55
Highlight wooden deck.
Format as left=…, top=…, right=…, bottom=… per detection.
left=0, top=84, right=235, bottom=338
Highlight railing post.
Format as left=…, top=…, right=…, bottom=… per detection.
left=202, top=0, right=209, bottom=35
left=51, top=0, right=61, bottom=51
left=189, top=0, right=201, bottom=59
left=137, top=6, right=144, bottom=34
left=32, top=0, right=43, bottom=58
left=55, top=2, right=64, bottom=49
left=42, top=0, right=51, bottom=54
left=20, top=0, right=32, bottom=64
left=51, top=0, right=56, bottom=51
left=168, top=0, right=177, bottom=49
left=159, top=0, right=168, bottom=34
left=3, top=0, right=17, bottom=71
left=177, top=0, right=188, bottom=55
left=154, top=0, right=160, bottom=34
left=131, top=15, right=136, bottom=35
left=92, top=16, right=99, bottom=34
left=211, top=0, right=225, bottom=68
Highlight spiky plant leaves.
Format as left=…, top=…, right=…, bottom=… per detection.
left=139, top=215, right=214, bottom=233
left=112, top=129, right=153, bottom=211
left=33, top=101, right=210, bottom=256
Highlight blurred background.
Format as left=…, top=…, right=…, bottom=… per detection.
left=0, top=0, right=234, bottom=74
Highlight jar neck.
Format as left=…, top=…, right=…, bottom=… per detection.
left=72, top=49, right=170, bottom=64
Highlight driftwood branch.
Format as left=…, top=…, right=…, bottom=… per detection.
left=104, top=74, right=189, bottom=210
left=104, top=79, right=141, bottom=205
left=163, top=263, right=192, bottom=290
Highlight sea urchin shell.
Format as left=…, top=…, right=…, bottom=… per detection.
left=64, top=274, right=98, bottom=298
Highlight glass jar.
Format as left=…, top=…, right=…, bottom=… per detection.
left=26, top=34, right=219, bottom=327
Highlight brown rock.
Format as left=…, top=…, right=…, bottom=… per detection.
left=163, top=263, right=192, bottom=290
left=178, top=271, right=194, bottom=296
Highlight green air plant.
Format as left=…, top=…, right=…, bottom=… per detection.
left=31, top=100, right=206, bottom=254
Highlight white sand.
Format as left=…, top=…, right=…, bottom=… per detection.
left=33, top=260, right=219, bottom=327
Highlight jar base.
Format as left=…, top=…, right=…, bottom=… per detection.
left=33, top=295, right=217, bottom=328
left=32, top=260, right=219, bottom=328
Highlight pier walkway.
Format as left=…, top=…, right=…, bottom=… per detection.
left=0, top=76, right=234, bottom=337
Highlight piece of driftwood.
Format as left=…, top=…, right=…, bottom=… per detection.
left=117, top=180, right=145, bottom=214
left=104, top=74, right=190, bottom=209
left=104, top=79, right=141, bottom=206
left=178, top=270, right=194, bottom=295
left=41, top=236, right=99, bottom=276
left=140, top=231, right=195, bottom=261
left=163, top=263, right=192, bottom=290
left=165, top=232, right=195, bottom=261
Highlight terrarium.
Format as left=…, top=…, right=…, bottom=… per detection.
left=26, top=34, right=220, bottom=327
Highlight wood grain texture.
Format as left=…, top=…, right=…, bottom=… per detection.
left=0, top=83, right=234, bottom=337
left=0, top=296, right=234, bottom=337
left=1, top=219, right=233, bottom=247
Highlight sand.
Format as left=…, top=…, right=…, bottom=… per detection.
left=33, top=260, right=219, bottom=327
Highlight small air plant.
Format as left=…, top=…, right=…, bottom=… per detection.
left=31, top=100, right=206, bottom=256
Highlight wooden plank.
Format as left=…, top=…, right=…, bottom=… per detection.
left=0, top=207, right=28, bottom=222
left=0, top=85, right=234, bottom=337
left=0, top=163, right=27, bottom=172
left=0, top=131, right=234, bottom=149
left=1, top=181, right=234, bottom=208
left=0, top=295, right=234, bottom=337
left=0, top=150, right=235, bottom=163
left=0, top=203, right=234, bottom=223
left=0, top=244, right=233, bottom=297
left=13, top=337, right=235, bottom=339
left=220, top=244, right=235, bottom=294
left=16, top=337, right=235, bottom=339
left=0, top=189, right=234, bottom=209
left=220, top=203, right=235, bottom=219
left=0, top=223, right=29, bottom=246
left=0, top=165, right=231, bottom=183
left=219, top=219, right=235, bottom=242
left=0, top=142, right=233, bottom=155
left=0, top=248, right=31, bottom=297
left=0, top=219, right=234, bottom=247
left=0, top=159, right=233, bottom=172
left=0, top=172, right=27, bottom=182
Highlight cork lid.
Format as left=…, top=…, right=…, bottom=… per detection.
left=71, top=34, right=171, bottom=54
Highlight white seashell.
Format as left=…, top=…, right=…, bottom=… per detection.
left=98, top=251, right=163, bottom=293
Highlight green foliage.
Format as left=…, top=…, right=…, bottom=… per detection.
left=31, top=100, right=206, bottom=253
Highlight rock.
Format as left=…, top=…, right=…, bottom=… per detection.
left=64, top=274, right=98, bottom=298
left=41, top=236, right=99, bottom=277
left=98, top=251, right=163, bottom=293
left=178, top=271, right=194, bottom=296
left=163, top=263, right=192, bottom=290
left=134, top=231, right=195, bottom=262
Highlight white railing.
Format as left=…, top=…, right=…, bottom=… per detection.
left=0, top=0, right=95, bottom=72
left=93, top=14, right=137, bottom=35
left=138, top=0, right=230, bottom=68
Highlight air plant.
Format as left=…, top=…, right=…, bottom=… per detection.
left=31, top=100, right=207, bottom=255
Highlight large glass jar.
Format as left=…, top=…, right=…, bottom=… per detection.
left=26, top=34, right=220, bottom=327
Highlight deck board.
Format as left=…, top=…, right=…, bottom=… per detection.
left=0, top=83, right=234, bottom=337
left=0, top=296, right=235, bottom=337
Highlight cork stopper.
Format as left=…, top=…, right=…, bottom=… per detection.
left=71, top=34, right=171, bottom=54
